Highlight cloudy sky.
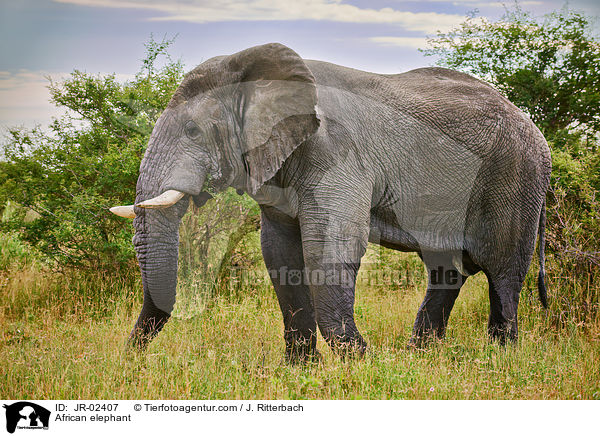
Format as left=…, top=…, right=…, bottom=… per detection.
left=1, top=0, right=599, bottom=131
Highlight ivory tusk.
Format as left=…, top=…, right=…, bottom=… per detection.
left=136, top=189, right=186, bottom=209
left=109, top=205, right=136, bottom=219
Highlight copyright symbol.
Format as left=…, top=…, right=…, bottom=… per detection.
left=134, top=404, right=142, bottom=411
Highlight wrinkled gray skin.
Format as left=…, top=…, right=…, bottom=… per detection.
left=129, top=43, right=551, bottom=361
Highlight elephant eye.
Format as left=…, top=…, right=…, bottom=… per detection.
left=184, top=120, right=202, bottom=140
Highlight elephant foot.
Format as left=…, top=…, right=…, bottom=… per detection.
left=487, top=323, right=518, bottom=346
left=327, top=335, right=367, bottom=360
left=127, top=317, right=170, bottom=352
left=408, top=325, right=448, bottom=349
left=285, top=337, right=321, bottom=365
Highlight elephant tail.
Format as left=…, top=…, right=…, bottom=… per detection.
left=537, top=199, right=548, bottom=308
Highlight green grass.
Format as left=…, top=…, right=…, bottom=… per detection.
left=1, top=234, right=599, bottom=399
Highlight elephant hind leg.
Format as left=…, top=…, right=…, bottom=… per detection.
left=479, top=222, right=538, bottom=344
left=486, top=271, right=524, bottom=345
left=410, top=251, right=468, bottom=347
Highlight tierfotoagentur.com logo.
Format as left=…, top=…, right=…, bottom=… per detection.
left=3, top=402, right=50, bottom=434
left=220, top=262, right=425, bottom=289
left=269, top=265, right=356, bottom=287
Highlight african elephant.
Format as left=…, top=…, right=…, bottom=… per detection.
left=110, top=43, right=551, bottom=361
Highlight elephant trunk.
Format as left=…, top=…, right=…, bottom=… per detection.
left=129, top=207, right=181, bottom=348
left=129, top=168, right=208, bottom=349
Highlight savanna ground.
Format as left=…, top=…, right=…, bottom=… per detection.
left=2, top=230, right=599, bottom=400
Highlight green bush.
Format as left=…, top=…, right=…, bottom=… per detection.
left=0, top=37, right=184, bottom=272
left=423, top=5, right=600, bottom=139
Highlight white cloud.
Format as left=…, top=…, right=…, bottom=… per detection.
left=0, top=70, right=63, bottom=130
left=455, top=1, right=542, bottom=7
left=415, top=0, right=542, bottom=6
left=0, top=70, right=135, bottom=131
left=53, top=0, right=466, bottom=33
left=369, top=36, right=429, bottom=49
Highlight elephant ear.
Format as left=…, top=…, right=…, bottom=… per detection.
left=227, top=43, right=320, bottom=194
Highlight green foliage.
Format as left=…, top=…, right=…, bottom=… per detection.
left=0, top=36, right=184, bottom=271
left=179, top=189, right=260, bottom=279
left=422, top=5, right=600, bottom=140
left=0, top=228, right=38, bottom=272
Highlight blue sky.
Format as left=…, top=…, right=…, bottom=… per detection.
left=1, top=0, right=599, bottom=130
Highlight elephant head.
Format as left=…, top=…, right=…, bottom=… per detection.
left=110, top=43, right=320, bottom=347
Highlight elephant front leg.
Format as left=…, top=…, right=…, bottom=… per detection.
left=129, top=289, right=171, bottom=350
left=300, top=216, right=370, bottom=357
left=307, top=261, right=367, bottom=356
left=260, top=208, right=318, bottom=363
